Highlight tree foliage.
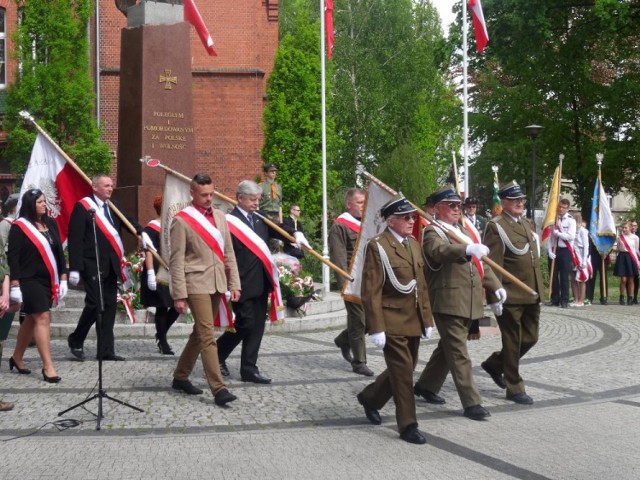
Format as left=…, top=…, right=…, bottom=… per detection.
left=460, top=0, right=640, bottom=216
left=4, top=0, right=111, bottom=176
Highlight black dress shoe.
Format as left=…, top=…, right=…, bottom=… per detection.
left=600, top=298, right=608, bottom=305
left=356, top=393, right=381, bottom=425
left=68, top=337, right=85, bottom=361
left=352, top=364, right=374, bottom=376
left=334, top=338, right=353, bottom=363
left=399, top=425, right=427, bottom=445
left=42, top=369, right=61, bottom=384
left=506, top=392, right=534, bottom=405
left=172, top=379, right=203, bottom=395
left=481, top=361, right=506, bottom=389
left=544, top=301, right=559, bottom=307
left=214, top=388, right=237, bottom=406
left=463, top=404, right=491, bottom=420
left=413, top=385, right=446, bottom=404
left=101, top=354, right=126, bottom=361
left=241, top=373, right=272, bottom=384
left=560, top=302, right=569, bottom=308
left=220, top=363, right=230, bottom=377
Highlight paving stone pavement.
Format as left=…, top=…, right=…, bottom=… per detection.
left=1, top=304, right=639, bottom=479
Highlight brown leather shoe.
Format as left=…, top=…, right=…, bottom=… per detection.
left=0, top=401, right=15, bottom=411
left=352, top=364, right=374, bottom=376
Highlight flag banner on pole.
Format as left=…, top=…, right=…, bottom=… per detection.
left=491, top=171, right=502, bottom=217
left=342, top=182, right=395, bottom=303
left=541, top=166, right=561, bottom=242
left=589, top=176, right=616, bottom=256
left=184, top=0, right=217, bottom=56
left=469, top=0, right=489, bottom=54
left=325, top=0, right=335, bottom=59
left=18, top=133, right=92, bottom=244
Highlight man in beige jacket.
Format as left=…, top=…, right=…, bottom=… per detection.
left=170, top=173, right=241, bottom=406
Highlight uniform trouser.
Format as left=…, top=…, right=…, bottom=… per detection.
left=586, top=252, right=608, bottom=302
left=415, top=313, right=481, bottom=408
left=217, top=293, right=269, bottom=378
left=173, top=293, right=226, bottom=395
left=68, top=266, right=118, bottom=357
left=483, top=303, right=540, bottom=396
left=359, top=335, right=420, bottom=432
left=334, top=301, right=367, bottom=368
left=550, top=248, right=572, bottom=304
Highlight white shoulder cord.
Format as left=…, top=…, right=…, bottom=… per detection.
left=375, top=241, right=417, bottom=294
left=496, top=222, right=530, bottom=256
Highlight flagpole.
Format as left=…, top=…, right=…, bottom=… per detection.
left=547, top=154, right=564, bottom=301
left=463, top=0, right=469, bottom=196
left=596, top=153, right=608, bottom=297
left=363, top=171, right=538, bottom=298
left=320, top=0, right=330, bottom=294
left=140, top=157, right=351, bottom=281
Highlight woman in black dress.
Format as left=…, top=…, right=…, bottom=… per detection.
left=8, top=189, right=68, bottom=382
left=141, top=195, right=179, bottom=354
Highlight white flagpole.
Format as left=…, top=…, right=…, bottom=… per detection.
left=463, top=0, right=469, bottom=197
left=320, top=0, right=330, bottom=293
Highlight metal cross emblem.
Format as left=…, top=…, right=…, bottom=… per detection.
left=159, top=70, right=177, bottom=90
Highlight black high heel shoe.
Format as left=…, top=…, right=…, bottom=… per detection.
left=155, top=334, right=175, bottom=355
left=9, top=357, right=31, bottom=375
left=42, top=369, right=61, bottom=384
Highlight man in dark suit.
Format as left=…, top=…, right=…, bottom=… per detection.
left=356, top=196, right=433, bottom=445
left=67, top=174, right=146, bottom=361
left=463, top=197, right=487, bottom=236
left=482, top=180, right=543, bottom=405
left=282, top=203, right=304, bottom=259
left=217, top=180, right=308, bottom=383
left=416, top=185, right=503, bottom=421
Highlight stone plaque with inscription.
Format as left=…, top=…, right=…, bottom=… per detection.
left=116, top=18, right=195, bottom=227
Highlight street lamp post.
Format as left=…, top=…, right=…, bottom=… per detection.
left=525, top=124, right=544, bottom=226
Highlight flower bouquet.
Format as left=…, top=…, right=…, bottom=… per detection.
left=276, top=257, right=317, bottom=316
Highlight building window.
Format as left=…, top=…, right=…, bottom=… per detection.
left=0, top=8, right=6, bottom=88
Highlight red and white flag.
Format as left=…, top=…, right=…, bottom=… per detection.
left=184, top=0, right=217, bottom=56
left=325, top=0, right=335, bottom=59
left=18, top=133, right=92, bottom=244
left=469, top=0, right=489, bottom=54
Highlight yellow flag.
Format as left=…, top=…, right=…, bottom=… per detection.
left=541, top=167, right=561, bottom=242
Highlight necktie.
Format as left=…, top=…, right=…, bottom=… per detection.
left=402, top=238, right=413, bottom=262
left=271, top=183, right=277, bottom=200
left=247, top=213, right=255, bottom=229
left=103, top=203, right=113, bottom=225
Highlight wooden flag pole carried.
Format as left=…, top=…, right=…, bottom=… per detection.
left=140, top=156, right=353, bottom=281
left=363, top=172, right=538, bottom=298
left=18, top=111, right=168, bottom=270
left=547, top=154, right=565, bottom=301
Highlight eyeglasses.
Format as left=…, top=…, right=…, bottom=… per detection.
left=444, top=202, right=461, bottom=210
left=392, top=214, right=415, bottom=221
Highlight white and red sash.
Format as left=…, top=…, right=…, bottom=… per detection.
left=146, top=219, right=161, bottom=234
left=14, top=218, right=60, bottom=306
left=79, top=197, right=132, bottom=288
left=175, top=206, right=233, bottom=328
left=1, top=216, right=14, bottom=225
left=619, top=234, right=640, bottom=270
left=460, top=218, right=485, bottom=282
left=333, top=212, right=361, bottom=234
left=226, top=214, right=285, bottom=322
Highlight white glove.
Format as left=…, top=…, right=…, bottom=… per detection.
left=490, top=302, right=503, bottom=317
left=59, top=280, right=68, bottom=300
left=294, top=231, right=311, bottom=249
left=494, top=288, right=507, bottom=304
left=141, top=232, right=157, bottom=252
left=423, top=327, right=433, bottom=339
left=548, top=251, right=556, bottom=260
left=10, top=286, right=22, bottom=304
left=369, top=332, right=386, bottom=349
left=466, top=243, right=489, bottom=260
left=147, top=269, right=157, bottom=291
left=531, top=232, right=539, bottom=244
left=69, top=271, right=80, bottom=286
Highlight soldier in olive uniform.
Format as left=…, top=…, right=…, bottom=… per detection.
left=259, top=163, right=283, bottom=223
left=481, top=181, right=542, bottom=405
left=415, top=185, right=505, bottom=421
left=356, top=196, right=433, bottom=444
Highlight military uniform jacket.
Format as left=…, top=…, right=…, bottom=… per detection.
left=361, top=229, right=433, bottom=337
left=329, top=219, right=358, bottom=290
left=423, top=222, right=500, bottom=319
left=483, top=213, right=543, bottom=305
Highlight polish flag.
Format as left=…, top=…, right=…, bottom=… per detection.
left=184, top=0, right=217, bottom=56
left=18, top=133, right=92, bottom=243
left=325, top=0, right=335, bottom=59
left=469, top=0, right=489, bottom=54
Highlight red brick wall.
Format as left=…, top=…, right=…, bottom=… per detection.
left=98, top=1, right=279, bottom=197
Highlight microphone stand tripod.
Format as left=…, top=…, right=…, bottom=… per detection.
left=58, top=208, right=143, bottom=430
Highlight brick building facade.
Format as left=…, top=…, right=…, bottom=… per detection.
left=0, top=0, right=279, bottom=204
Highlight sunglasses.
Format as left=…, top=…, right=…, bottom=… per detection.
left=443, top=202, right=461, bottom=209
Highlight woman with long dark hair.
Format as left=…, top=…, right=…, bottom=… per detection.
left=141, top=194, right=179, bottom=354
left=8, top=189, right=68, bottom=382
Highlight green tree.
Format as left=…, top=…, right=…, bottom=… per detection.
left=331, top=0, right=460, bottom=202
left=461, top=0, right=640, bottom=216
left=4, top=0, right=111, bottom=176
left=262, top=9, right=339, bottom=220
